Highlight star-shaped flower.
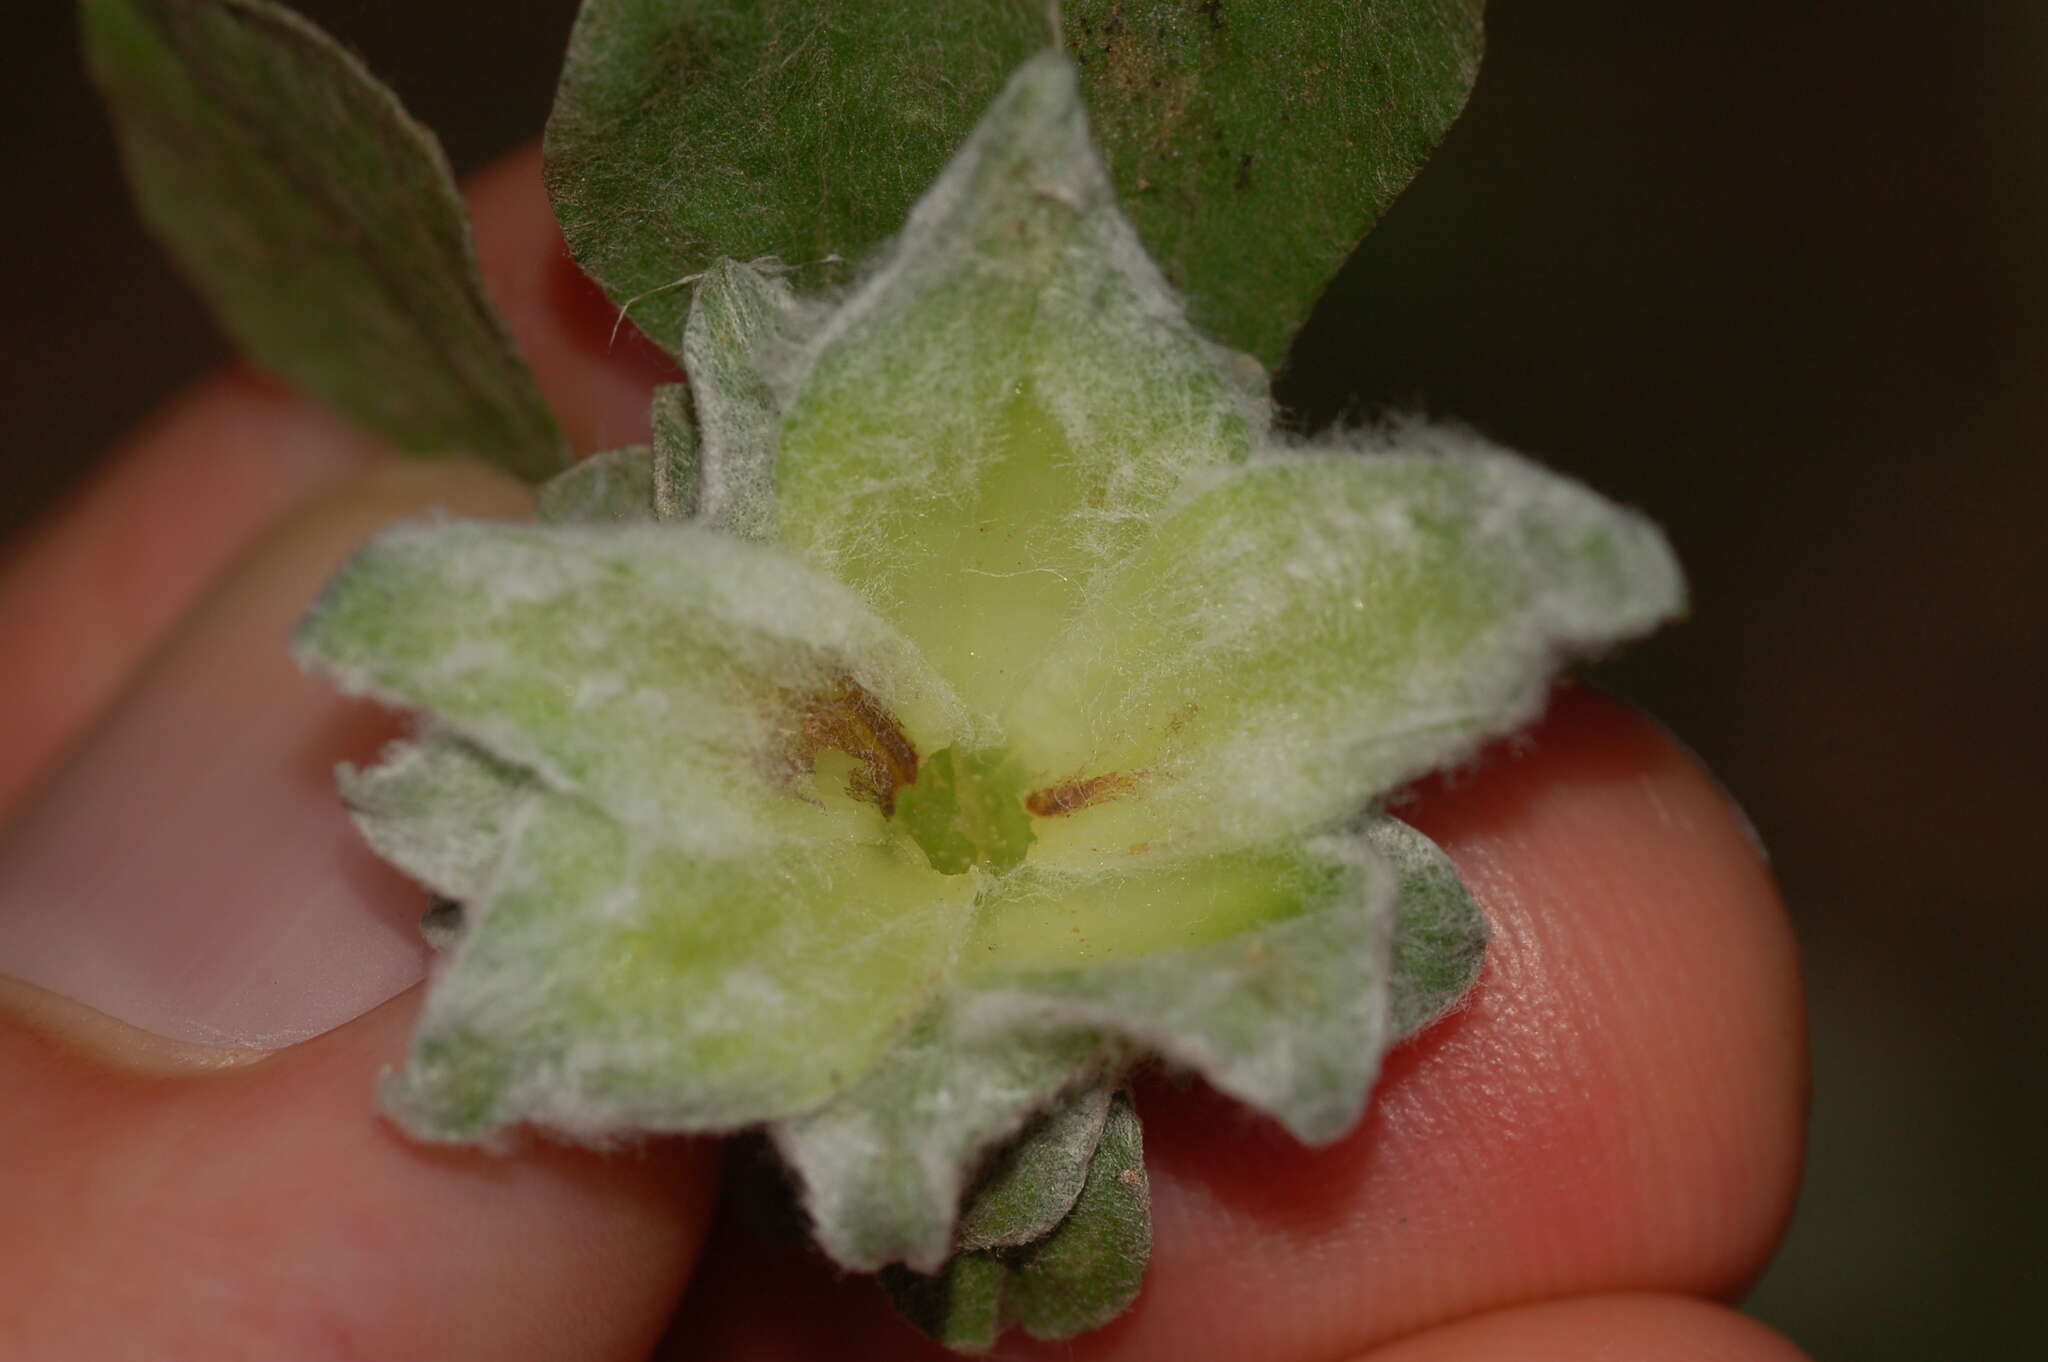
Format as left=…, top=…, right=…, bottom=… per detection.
left=294, top=54, right=1681, bottom=1347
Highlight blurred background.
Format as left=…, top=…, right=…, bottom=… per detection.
left=7, top=2, right=2040, bottom=1355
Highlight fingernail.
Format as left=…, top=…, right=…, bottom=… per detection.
left=0, top=462, right=532, bottom=1051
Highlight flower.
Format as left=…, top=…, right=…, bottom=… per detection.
left=293, top=52, right=1681, bottom=1332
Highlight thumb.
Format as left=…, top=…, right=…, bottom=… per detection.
left=0, top=460, right=714, bottom=1359
left=0, top=983, right=711, bottom=1360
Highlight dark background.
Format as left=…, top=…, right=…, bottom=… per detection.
left=8, top=3, right=2042, bottom=1356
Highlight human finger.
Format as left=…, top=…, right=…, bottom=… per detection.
left=0, top=145, right=671, bottom=821
left=0, top=460, right=717, bottom=1358
left=0, top=983, right=713, bottom=1361
left=659, top=690, right=1806, bottom=1360
left=0, top=460, right=529, bottom=1046
left=1344, top=1292, right=1810, bottom=1362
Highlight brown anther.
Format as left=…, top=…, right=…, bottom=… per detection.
left=1024, top=769, right=1138, bottom=818
left=776, top=672, right=919, bottom=814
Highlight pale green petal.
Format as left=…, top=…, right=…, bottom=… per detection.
left=683, top=260, right=811, bottom=540
left=774, top=1004, right=1114, bottom=1272
left=535, top=445, right=657, bottom=524
left=337, top=732, right=531, bottom=905
left=773, top=55, right=1254, bottom=716
left=294, top=521, right=966, bottom=854
left=1367, top=813, right=1490, bottom=1039
left=385, top=791, right=975, bottom=1141
left=774, top=835, right=1384, bottom=1269
left=1015, top=434, right=1686, bottom=865
left=957, top=834, right=1396, bottom=1143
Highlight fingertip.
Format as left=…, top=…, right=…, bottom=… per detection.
left=1061, top=689, right=1805, bottom=1359
left=1, top=447, right=715, bottom=1354
left=0, top=982, right=716, bottom=1360
left=1400, top=687, right=1807, bottom=1296
left=0, top=459, right=534, bottom=1051
left=1350, top=1293, right=1813, bottom=1362
left=647, top=691, right=1811, bottom=1362
left=0, top=375, right=392, bottom=822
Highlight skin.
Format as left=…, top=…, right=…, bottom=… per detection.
left=0, top=150, right=1809, bottom=1361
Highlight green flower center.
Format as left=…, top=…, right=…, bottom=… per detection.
left=894, top=745, right=1037, bottom=876
left=779, top=670, right=1144, bottom=879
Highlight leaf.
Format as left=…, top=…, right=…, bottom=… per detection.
left=1367, top=813, right=1489, bottom=1039
left=292, top=520, right=969, bottom=855
left=337, top=733, right=532, bottom=905
left=1012, top=430, right=1686, bottom=866
left=1068, top=0, right=1485, bottom=363
left=882, top=1250, right=1008, bottom=1355
left=545, top=0, right=1484, bottom=364
left=959, top=833, right=1397, bottom=1143
left=649, top=383, right=699, bottom=519
left=682, top=261, right=813, bottom=540
left=535, top=446, right=659, bottom=524
left=419, top=897, right=465, bottom=950
left=956, top=1084, right=1114, bottom=1252
left=384, top=789, right=976, bottom=1140
left=771, top=54, right=1253, bottom=715
left=533, top=388, right=699, bottom=522
left=883, top=1088, right=1150, bottom=1352
left=82, top=0, right=563, bottom=478
left=774, top=1006, right=1113, bottom=1271
left=1002, top=1089, right=1149, bottom=1341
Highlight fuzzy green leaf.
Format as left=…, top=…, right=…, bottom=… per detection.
left=419, top=897, right=465, bottom=950
left=1369, top=813, right=1490, bottom=1038
left=682, top=261, right=811, bottom=539
left=1002, top=1089, right=1149, bottom=1340
left=82, top=0, right=562, bottom=478
left=884, top=1088, right=1149, bottom=1352
left=337, top=733, right=531, bottom=906
left=775, top=1005, right=1112, bottom=1272
left=535, top=386, right=698, bottom=524
left=545, top=0, right=1483, bottom=364
left=293, top=521, right=969, bottom=854
left=882, top=1250, right=1008, bottom=1355
left=384, top=790, right=976, bottom=1140
left=649, top=383, right=699, bottom=520
left=772, top=55, right=1253, bottom=715
left=536, top=446, right=659, bottom=524
left=1014, top=433, right=1686, bottom=867
left=957, top=1083, right=1113, bottom=1252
